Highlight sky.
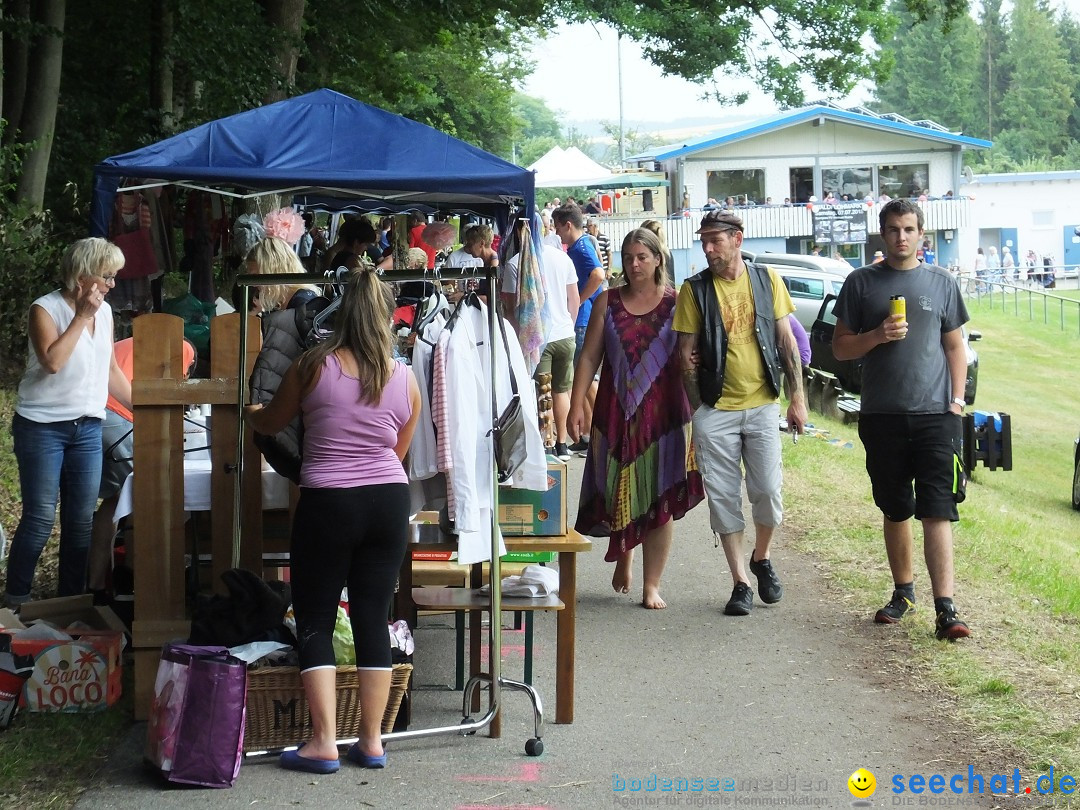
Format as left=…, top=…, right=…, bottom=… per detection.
left=523, top=3, right=1080, bottom=131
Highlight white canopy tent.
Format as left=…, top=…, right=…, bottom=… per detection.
left=527, top=146, right=612, bottom=188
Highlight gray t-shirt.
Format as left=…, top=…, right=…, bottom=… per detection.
left=833, top=262, right=968, bottom=415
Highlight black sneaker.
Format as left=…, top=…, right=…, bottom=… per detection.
left=723, top=582, right=754, bottom=616
left=874, top=589, right=915, bottom=624
left=935, top=606, right=971, bottom=641
left=748, top=556, right=783, bottom=604
left=554, top=442, right=572, bottom=462
left=568, top=437, right=590, bottom=453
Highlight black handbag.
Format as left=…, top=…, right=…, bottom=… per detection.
left=491, top=305, right=528, bottom=483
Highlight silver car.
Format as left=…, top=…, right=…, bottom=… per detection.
left=743, top=251, right=852, bottom=331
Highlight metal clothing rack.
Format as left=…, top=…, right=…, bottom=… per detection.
left=234, top=266, right=548, bottom=755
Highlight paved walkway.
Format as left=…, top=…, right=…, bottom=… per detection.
left=77, top=456, right=1008, bottom=809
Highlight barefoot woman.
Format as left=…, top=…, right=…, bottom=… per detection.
left=569, top=229, right=704, bottom=608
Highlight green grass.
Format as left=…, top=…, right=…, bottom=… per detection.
left=0, top=670, right=134, bottom=809
left=784, top=303, right=1080, bottom=777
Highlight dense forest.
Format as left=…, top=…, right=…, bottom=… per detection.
left=873, top=0, right=1080, bottom=171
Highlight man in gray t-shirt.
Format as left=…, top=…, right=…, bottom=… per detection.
left=832, top=199, right=972, bottom=642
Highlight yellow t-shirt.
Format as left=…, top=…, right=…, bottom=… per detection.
left=673, top=265, right=795, bottom=411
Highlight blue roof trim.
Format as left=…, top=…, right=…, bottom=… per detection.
left=647, top=106, right=992, bottom=161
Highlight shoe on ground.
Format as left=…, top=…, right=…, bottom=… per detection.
left=554, top=442, right=572, bottom=462
left=723, top=582, right=754, bottom=616
left=935, top=606, right=971, bottom=641
left=874, top=589, right=915, bottom=624
left=280, top=747, right=340, bottom=774
left=568, top=438, right=590, bottom=452
left=346, top=743, right=387, bottom=768
left=748, top=556, right=783, bottom=604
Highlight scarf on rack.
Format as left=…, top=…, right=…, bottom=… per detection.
left=509, top=222, right=546, bottom=375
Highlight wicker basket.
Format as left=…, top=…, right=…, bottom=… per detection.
left=243, top=663, right=412, bottom=753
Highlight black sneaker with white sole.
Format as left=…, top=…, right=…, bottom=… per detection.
left=554, top=442, right=572, bottom=461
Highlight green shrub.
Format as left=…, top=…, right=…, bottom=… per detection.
left=0, top=202, right=64, bottom=386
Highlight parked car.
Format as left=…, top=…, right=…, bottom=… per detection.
left=808, top=294, right=980, bottom=404
left=1072, top=434, right=1080, bottom=510
left=743, top=251, right=852, bottom=332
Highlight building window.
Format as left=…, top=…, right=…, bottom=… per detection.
left=707, top=169, right=765, bottom=205
left=822, top=166, right=872, bottom=200
left=877, top=164, right=929, bottom=198
left=790, top=167, right=813, bottom=203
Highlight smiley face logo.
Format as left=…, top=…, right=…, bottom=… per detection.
left=848, top=768, right=876, bottom=798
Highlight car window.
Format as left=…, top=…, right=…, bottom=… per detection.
left=784, top=276, right=825, bottom=300
left=830, top=279, right=845, bottom=295
left=819, top=297, right=838, bottom=326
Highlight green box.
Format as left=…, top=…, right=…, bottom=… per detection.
left=500, top=550, right=557, bottom=564
left=497, top=457, right=567, bottom=537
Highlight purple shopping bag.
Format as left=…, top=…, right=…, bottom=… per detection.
left=145, top=643, right=247, bottom=788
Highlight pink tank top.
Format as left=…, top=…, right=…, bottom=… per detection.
left=299, top=353, right=411, bottom=488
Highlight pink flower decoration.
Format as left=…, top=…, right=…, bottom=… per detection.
left=421, top=221, right=456, bottom=250
left=263, top=208, right=305, bottom=246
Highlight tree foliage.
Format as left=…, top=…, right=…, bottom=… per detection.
left=872, top=0, right=1080, bottom=169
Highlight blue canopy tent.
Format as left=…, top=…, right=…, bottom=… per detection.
left=90, top=88, right=534, bottom=235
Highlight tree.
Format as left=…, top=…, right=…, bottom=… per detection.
left=6, top=0, right=65, bottom=209
left=997, top=0, right=1072, bottom=159
left=1055, top=10, right=1080, bottom=144
left=599, top=121, right=663, bottom=166
left=975, top=0, right=1010, bottom=140
left=872, top=4, right=981, bottom=136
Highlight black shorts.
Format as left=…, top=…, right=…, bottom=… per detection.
left=858, top=412, right=963, bottom=522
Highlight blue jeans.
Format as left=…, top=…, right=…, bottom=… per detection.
left=5, top=413, right=103, bottom=605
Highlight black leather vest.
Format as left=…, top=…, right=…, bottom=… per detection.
left=686, top=262, right=782, bottom=407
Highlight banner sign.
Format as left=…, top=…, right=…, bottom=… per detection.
left=812, top=203, right=869, bottom=245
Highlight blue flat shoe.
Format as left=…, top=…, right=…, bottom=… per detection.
left=346, top=743, right=387, bottom=769
left=280, top=747, right=340, bottom=774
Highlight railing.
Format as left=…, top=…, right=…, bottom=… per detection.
left=593, top=197, right=973, bottom=242
left=960, top=276, right=1080, bottom=336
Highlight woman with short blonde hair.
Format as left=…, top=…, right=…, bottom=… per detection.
left=5, top=237, right=132, bottom=607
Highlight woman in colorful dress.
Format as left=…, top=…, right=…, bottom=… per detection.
left=568, top=228, right=704, bottom=609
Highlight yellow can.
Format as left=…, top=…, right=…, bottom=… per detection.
left=889, top=295, right=906, bottom=319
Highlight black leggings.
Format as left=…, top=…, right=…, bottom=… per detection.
left=290, top=483, right=410, bottom=670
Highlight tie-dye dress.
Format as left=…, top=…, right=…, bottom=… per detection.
left=575, top=287, right=705, bottom=561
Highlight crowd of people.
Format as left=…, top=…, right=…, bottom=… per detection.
left=4, top=199, right=975, bottom=775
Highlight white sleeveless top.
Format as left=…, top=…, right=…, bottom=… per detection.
left=16, top=290, right=113, bottom=422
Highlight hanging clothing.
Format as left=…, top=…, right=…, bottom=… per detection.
left=407, top=297, right=546, bottom=564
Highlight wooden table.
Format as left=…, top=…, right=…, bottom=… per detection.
left=399, top=531, right=592, bottom=726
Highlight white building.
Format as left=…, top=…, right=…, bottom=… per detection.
left=959, top=170, right=1080, bottom=272
left=628, top=104, right=991, bottom=270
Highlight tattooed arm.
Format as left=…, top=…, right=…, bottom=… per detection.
left=775, top=315, right=807, bottom=434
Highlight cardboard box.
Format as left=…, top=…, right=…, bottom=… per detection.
left=0, top=596, right=125, bottom=712
left=498, top=457, right=567, bottom=537
left=410, top=511, right=455, bottom=560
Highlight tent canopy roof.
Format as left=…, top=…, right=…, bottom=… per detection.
left=91, top=88, right=534, bottom=233
left=527, top=146, right=612, bottom=188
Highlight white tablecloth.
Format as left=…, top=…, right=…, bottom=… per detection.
left=113, top=458, right=291, bottom=523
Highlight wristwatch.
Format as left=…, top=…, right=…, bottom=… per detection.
left=951, top=397, right=966, bottom=408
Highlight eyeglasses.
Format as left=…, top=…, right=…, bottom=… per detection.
left=98, top=274, right=118, bottom=285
